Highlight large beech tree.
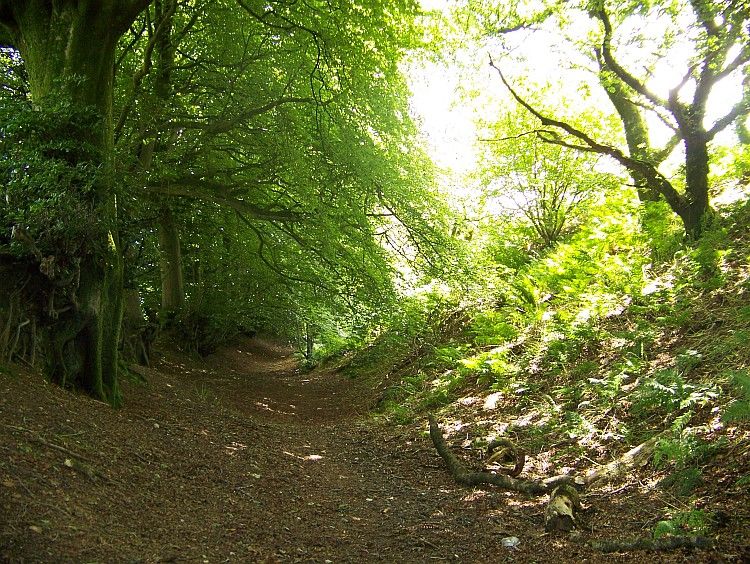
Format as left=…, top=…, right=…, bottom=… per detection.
left=114, top=0, right=452, bottom=344
left=1, top=0, right=452, bottom=384
left=0, top=0, right=152, bottom=404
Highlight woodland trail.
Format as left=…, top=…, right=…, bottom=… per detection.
left=1, top=338, right=717, bottom=562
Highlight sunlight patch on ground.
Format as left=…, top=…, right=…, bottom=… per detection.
left=283, top=451, right=324, bottom=462
left=458, top=396, right=481, bottom=406
left=642, top=272, right=675, bottom=296
left=254, top=399, right=297, bottom=416
left=461, top=490, right=489, bottom=502
left=483, top=392, right=503, bottom=410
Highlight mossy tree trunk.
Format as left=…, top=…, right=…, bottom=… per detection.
left=678, top=131, right=712, bottom=239
left=152, top=4, right=185, bottom=323
left=130, top=0, right=184, bottom=325
left=0, top=0, right=151, bottom=405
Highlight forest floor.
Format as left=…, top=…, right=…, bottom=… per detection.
left=1, top=337, right=748, bottom=563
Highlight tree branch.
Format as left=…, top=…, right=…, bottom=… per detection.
left=428, top=414, right=574, bottom=495
left=237, top=216, right=323, bottom=287
left=116, top=0, right=155, bottom=35
left=147, top=179, right=309, bottom=222
left=593, top=8, right=667, bottom=108
left=170, top=96, right=315, bottom=135
left=488, top=57, right=689, bottom=214
left=706, top=81, right=750, bottom=140
left=114, top=0, right=177, bottom=141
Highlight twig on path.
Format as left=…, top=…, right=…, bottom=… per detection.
left=4, top=424, right=111, bottom=482
left=417, top=537, right=440, bottom=550
left=29, top=437, right=97, bottom=465
left=2, top=423, right=35, bottom=434
left=4, top=424, right=98, bottom=465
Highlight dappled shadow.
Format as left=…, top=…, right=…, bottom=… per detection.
left=157, top=336, right=376, bottom=423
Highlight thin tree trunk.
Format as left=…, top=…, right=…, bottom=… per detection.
left=305, top=322, right=314, bottom=362
left=158, top=206, right=184, bottom=321
left=143, top=1, right=185, bottom=323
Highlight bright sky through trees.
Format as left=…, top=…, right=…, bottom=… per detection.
left=409, top=0, right=748, bottom=192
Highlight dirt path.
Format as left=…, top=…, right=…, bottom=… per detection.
left=1, top=338, right=740, bottom=562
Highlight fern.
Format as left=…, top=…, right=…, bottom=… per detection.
left=722, top=369, right=750, bottom=422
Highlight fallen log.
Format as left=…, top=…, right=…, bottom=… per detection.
left=584, top=433, right=664, bottom=487
left=591, top=536, right=713, bottom=553
left=544, top=484, right=580, bottom=532
left=428, top=413, right=575, bottom=495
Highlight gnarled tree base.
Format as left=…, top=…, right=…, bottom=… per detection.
left=0, top=252, right=123, bottom=406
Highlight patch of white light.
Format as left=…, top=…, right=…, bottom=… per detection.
left=408, top=58, right=480, bottom=177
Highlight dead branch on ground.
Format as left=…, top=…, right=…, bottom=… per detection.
left=428, top=414, right=575, bottom=495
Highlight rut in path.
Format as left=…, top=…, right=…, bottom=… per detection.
left=154, top=337, right=501, bottom=562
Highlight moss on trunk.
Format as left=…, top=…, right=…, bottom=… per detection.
left=0, top=0, right=147, bottom=405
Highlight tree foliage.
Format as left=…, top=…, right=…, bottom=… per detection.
left=0, top=0, right=458, bottom=397
left=476, top=108, right=615, bottom=248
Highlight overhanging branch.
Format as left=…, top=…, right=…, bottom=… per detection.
left=148, top=180, right=308, bottom=222
left=593, top=8, right=667, bottom=109
left=488, top=57, right=688, bottom=214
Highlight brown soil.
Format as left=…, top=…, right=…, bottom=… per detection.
left=1, top=338, right=748, bottom=562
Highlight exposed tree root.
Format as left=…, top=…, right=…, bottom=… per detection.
left=3, top=424, right=111, bottom=482
left=591, top=536, right=714, bottom=553
left=428, top=413, right=575, bottom=495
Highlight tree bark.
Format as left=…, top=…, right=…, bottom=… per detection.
left=597, top=60, right=660, bottom=203
left=137, top=1, right=185, bottom=323
left=0, top=0, right=151, bottom=404
left=545, top=484, right=580, bottom=532
left=680, top=132, right=712, bottom=238
left=158, top=206, right=184, bottom=322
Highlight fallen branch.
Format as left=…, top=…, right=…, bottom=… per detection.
left=8, top=433, right=112, bottom=482
left=485, top=438, right=525, bottom=477
left=428, top=414, right=575, bottom=495
left=584, top=433, right=665, bottom=487
left=591, top=536, right=714, bottom=553
left=3, top=424, right=99, bottom=466
left=30, top=437, right=97, bottom=465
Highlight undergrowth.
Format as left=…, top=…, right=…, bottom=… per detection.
left=344, top=197, right=750, bottom=490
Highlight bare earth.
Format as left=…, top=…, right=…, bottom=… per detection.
left=1, top=338, right=748, bottom=562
